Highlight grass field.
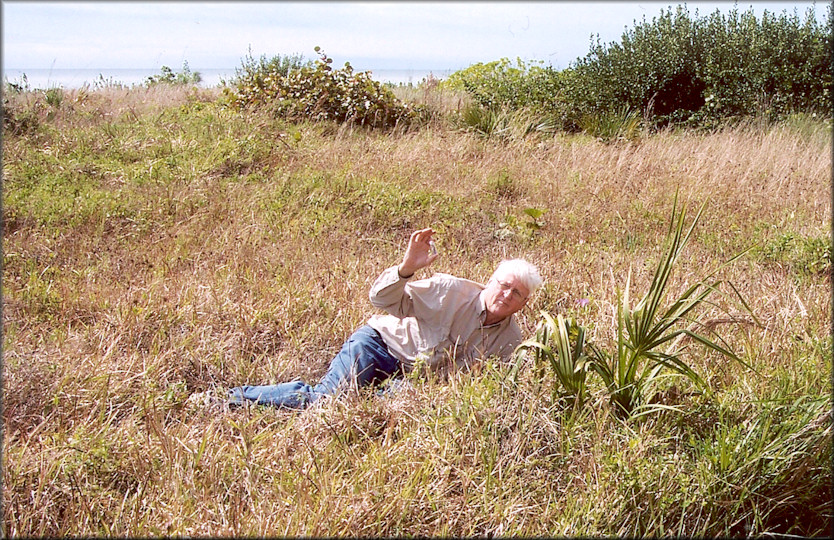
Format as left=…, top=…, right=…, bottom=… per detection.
left=2, top=84, right=831, bottom=536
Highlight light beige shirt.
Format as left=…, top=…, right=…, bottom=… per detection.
left=367, top=265, right=523, bottom=375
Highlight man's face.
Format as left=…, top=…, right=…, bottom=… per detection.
left=483, top=272, right=530, bottom=323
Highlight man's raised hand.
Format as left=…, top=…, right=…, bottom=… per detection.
left=398, top=228, right=439, bottom=278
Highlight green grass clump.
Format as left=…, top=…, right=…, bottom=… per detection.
left=762, top=231, right=832, bottom=276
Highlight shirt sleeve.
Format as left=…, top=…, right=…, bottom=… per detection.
left=369, top=266, right=455, bottom=323
left=368, top=265, right=415, bottom=317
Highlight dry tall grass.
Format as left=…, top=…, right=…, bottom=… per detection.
left=3, top=84, right=831, bottom=536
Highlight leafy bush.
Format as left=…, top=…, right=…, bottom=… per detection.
left=146, top=61, right=202, bottom=86
left=1, top=101, right=40, bottom=136
left=565, top=4, right=833, bottom=128
left=2, top=76, right=67, bottom=135
left=696, top=6, right=832, bottom=122
left=223, top=48, right=310, bottom=95
left=443, top=57, right=562, bottom=112
left=3, top=73, right=31, bottom=94
left=443, top=57, right=583, bottom=135
left=225, top=47, right=425, bottom=129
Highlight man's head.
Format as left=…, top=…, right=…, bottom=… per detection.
left=482, top=259, right=542, bottom=324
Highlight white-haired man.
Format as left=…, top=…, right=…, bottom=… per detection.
left=228, top=227, right=542, bottom=409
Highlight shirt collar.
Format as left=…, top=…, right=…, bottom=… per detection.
left=477, top=289, right=504, bottom=328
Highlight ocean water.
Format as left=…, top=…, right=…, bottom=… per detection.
left=2, top=67, right=454, bottom=90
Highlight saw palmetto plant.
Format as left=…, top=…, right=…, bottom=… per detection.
left=517, top=194, right=755, bottom=417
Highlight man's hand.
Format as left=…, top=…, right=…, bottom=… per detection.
left=398, top=228, right=439, bottom=278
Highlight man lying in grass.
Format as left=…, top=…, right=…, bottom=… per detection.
left=226, top=227, right=542, bottom=409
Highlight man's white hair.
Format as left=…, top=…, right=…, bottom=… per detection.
left=491, top=259, right=542, bottom=296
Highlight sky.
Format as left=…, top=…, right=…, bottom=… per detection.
left=2, top=1, right=828, bottom=80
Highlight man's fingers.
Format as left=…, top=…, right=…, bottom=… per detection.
left=403, top=228, right=437, bottom=271
left=412, top=228, right=434, bottom=245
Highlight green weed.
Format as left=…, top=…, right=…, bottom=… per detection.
left=762, top=231, right=832, bottom=276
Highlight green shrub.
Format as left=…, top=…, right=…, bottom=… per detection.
left=564, top=4, right=832, bottom=129
left=225, top=47, right=425, bottom=129
left=44, top=87, right=64, bottom=108
left=3, top=73, right=31, bottom=94
left=443, top=57, right=563, bottom=113
left=146, top=61, right=202, bottom=86
left=454, top=102, right=558, bottom=141
left=696, top=6, right=833, bottom=122
left=223, top=48, right=310, bottom=94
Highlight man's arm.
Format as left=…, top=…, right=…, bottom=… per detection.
left=368, top=265, right=414, bottom=316
left=368, top=228, right=440, bottom=317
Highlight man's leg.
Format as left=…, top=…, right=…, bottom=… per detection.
left=228, top=325, right=400, bottom=409
left=312, top=325, right=400, bottom=394
left=228, top=380, right=314, bottom=409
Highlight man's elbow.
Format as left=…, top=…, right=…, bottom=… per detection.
left=368, top=292, right=388, bottom=310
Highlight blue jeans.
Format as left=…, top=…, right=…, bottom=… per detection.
left=228, top=325, right=401, bottom=409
